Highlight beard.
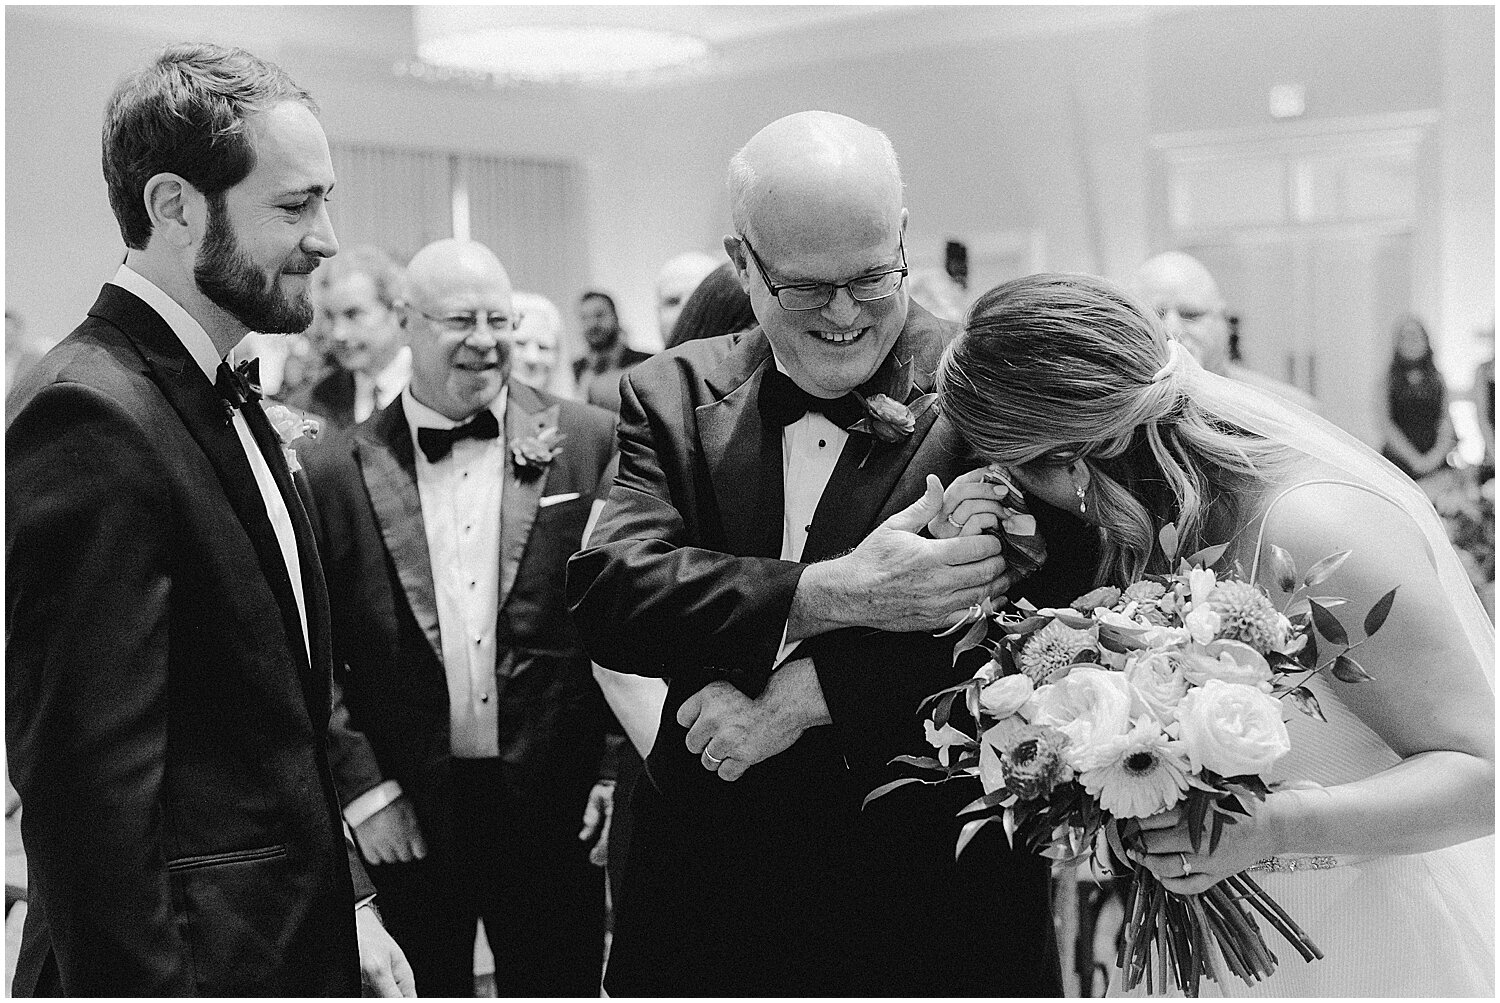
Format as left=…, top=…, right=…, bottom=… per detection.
left=194, top=196, right=315, bottom=334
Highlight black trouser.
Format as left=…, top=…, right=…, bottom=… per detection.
left=369, top=758, right=605, bottom=997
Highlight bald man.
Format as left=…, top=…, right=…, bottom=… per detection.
left=655, top=250, right=720, bottom=342
left=299, top=238, right=620, bottom=996
left=569, top=111, right=1095, bottom=995
left=1134, top=251, right=1320, bottom=411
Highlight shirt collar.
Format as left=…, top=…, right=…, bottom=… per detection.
left=109, top=263, right=222, bottom=383
left=354, top=345, right=412, bottom=404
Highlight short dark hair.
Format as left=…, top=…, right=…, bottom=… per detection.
left=579, top=290, right=617, bottom=315
left=666, top=262, right=756, bottom=349
left=102, top=43, right=316, bottom=250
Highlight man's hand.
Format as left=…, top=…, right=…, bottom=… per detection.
left=352, top=796, right=428, bottom=866
left=355, top=904, right=417, bottom=997
left=678, top=657, right=831, bottom=781
left=578, top=780, right=615, bottom=868
left=791, top=474, right=1012, bottom=638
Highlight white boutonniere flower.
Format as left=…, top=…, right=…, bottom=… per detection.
left=262, top=403, right=320, bottom=474
left=511, top=425, right=565, bottom=480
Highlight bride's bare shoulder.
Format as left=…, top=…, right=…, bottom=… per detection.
left=1252, top=459, right=1430, bottom=570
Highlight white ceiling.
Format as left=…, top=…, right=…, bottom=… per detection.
left=16, top=5, right=1164, bottom=86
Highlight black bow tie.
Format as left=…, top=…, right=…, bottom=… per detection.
left=417, top=408, right=501, bottom=463
left=757, top=368, right=866, bottom=429
left=215, top=358, right=262, bottom=411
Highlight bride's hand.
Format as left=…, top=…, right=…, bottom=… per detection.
left=928, top=466, right=1009, bottom=539
left=1126, top=799, right=1284, bottom=895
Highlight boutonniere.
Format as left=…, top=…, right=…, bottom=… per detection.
left=846, top=354, right=938, bottom=443
left=262, top=403, right=320, bottom=474
left=511, top=425, right=565, bottom=480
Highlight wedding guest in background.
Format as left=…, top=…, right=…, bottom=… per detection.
left=286, top=244, right=410, bottom=429
left=299, top=238, right=619, bottom=996
left=509, top=290, right=567, bottom=394
left=4, top=310, right=48, bottom=394
left=573, top=290, right=650, bottom=412
left=568, top=110, right=1096, bottom=996
left=936, top=272, right=1493, bottom=997
left=663, top=260, right=755, bottom=349
left=1379, top=313, right=1457, bottom=481
left=1133, top=251, right=1320, bottom=413
left=5, top=42, right=410, bottom=996
left=654, top=250, right=720, bottom=345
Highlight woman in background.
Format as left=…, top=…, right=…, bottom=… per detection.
left=1379, top=313, right=1457, bottom=481
left=664, top=261, right=755, bottom=349
left=935, top=273, right=1493, bottom=997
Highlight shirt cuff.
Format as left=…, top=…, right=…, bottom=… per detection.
left=774, top=621, right=801, bottom=669
left=343, top=780, right=404, bottom=829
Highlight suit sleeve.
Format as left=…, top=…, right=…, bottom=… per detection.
left=5, top=382, right=192, bottom=994
left=567, top=372, right=803, bottom=696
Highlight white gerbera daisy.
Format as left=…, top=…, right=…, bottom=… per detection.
left=1079, top=720, right=1192, bottom=819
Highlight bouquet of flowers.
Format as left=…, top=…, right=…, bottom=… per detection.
left=869, top=522, right=1396, bottom=996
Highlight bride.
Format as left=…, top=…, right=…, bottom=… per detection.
left=931, top=272, right=1494, bottom=997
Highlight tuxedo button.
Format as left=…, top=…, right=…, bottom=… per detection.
left=480, top=692, right=491, bottom=703
left=819, top=439, right=826, bottom=448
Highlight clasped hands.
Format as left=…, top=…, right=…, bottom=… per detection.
left=683, top=468, right=1025, bottom=779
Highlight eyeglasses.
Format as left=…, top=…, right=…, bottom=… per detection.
left=410, top=306, right=522, bottom=335
left=738, top=234, right=908, bottom=311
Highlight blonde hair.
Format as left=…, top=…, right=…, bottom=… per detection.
left=938, top=273, right=1293, bottom=584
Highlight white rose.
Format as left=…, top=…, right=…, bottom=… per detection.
left=1124, top=649, right=1189, bottom=723
left=980, top=674, right=1034, bottom=718
left=1176, top=679, right=1290, bottom=779
left=1184, top=606, right=1222, bottom=645
left=1179, top=640, right=1273, bottom=691
left=1023, top=667, right=1135, bottom=773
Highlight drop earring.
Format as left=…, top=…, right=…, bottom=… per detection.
left=1075, top=483, right=1087, bottom=516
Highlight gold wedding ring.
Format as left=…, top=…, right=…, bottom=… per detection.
left=704, top=751, right=724, bottom=766
left=944, top=513, right=963, bottom=530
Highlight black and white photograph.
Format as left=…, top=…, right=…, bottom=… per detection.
left=5, top=4, right=1494, bottom=997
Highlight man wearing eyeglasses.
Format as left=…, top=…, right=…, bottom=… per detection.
left=568, top=111, right=1096, bottom=996
left=298, top=237, right=620, bottom=995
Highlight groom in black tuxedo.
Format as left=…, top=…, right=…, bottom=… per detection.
left=5, top=44, right=410, bottom=996
left=568, top=111, right=1097, bottom=996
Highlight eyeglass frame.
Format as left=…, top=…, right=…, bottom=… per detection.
left=408, top=305, right=523, bottom=336
left=736, top=232, right=909, bottom=311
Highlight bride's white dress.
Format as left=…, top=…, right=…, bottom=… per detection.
left=1240, top=673, right=1495, bottom=998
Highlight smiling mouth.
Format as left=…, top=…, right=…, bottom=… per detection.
left=455, top=360, right=499, bottom=373
left=811, top=327, right=868, bottom=344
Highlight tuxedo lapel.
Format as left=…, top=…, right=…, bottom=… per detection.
left=696, top=331, right=784, bottom=560
left=354, top=400, right=443, bottom=663
left=114, top=288, right=311, bottom=674
left=803, top=302, right=952, bottom=564
left=498, top=382, right=555, bottom=611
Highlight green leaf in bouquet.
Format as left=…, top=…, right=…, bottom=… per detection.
left=965, top=680, right=982, bottom=725
left=1208, top=809, right=1230, bottom=854
left=932, top=690, right=958, bottom=729
left=956, top=816, right=994, bottom=859
left=1297, top=624, right=1319, bottom=668
left=1307, top=599, right=1349, bottom=646
left=1184, top=541, right=1230, bottom=568
left=1048, top=609, right=1095, bottom=630
left=916, top=678, right=972, bottom=715
left=1302, top=549, right=1353, bottom=588
left=1158, top=522, right=1180, bottom=562
left=957, top=791, right=1013, bottom=816
left=1331, top=653, right=1375, bottom=683
left=1186, top=790, right=1210, bottom=851
left=1285, top=685, right=1327, bottom=722
left=1363, top=585, right=1399, bottom=638
left=891, top=754, right=947, bottom=770
left=951, top=613, right=992, bottom=665
left=995, top=613, right=1053, bottom=636
left=862, top=776, right=923, bottom=808
left=1269, top=544, right=1298, bottom=593
left=1095, top=621, right=1153, bottom=652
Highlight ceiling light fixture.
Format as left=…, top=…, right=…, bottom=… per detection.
left=410, top=8, right=712, bottom=86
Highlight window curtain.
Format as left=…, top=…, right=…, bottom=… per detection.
left=327, top=143, right=454, bottom=263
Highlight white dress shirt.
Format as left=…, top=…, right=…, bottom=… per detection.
left=352, top=346, right=411, bottom=423
left=108, top=265, right=309, bottom=657
left=774, top=357, right=850, bottom=665
left=408, top=385, right=510, bottom=762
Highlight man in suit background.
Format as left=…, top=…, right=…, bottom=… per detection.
left=285, top=244, right=411, bottom=429
left=300, top=238, right=620, bottom=996
left=5, top=43, right=411, bottom=996
left=572, top=289, right=650, bottom=412
left=568, top=110, right=1097, bottom=996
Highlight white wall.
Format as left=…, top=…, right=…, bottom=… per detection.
left=5, top=6, right=1492, bottom=375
